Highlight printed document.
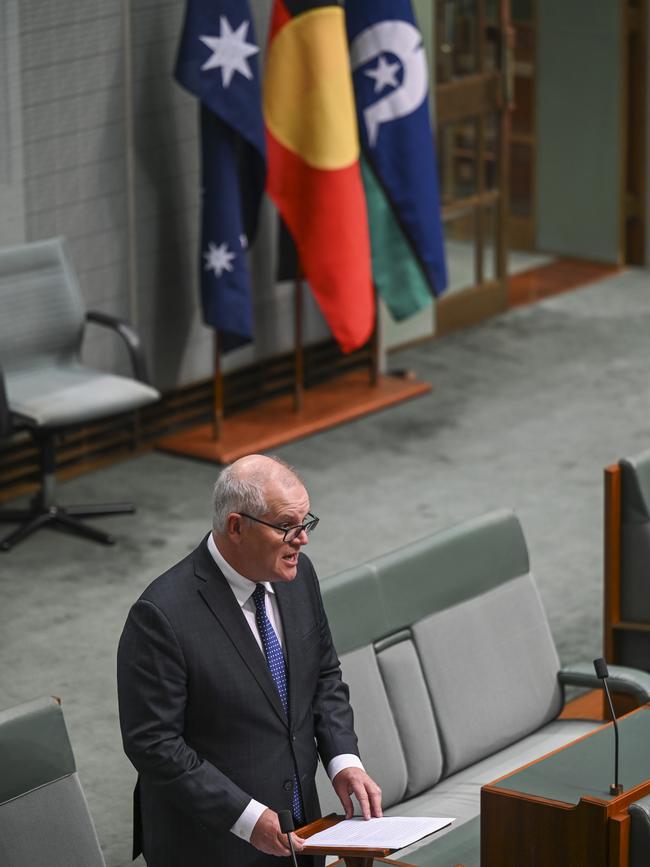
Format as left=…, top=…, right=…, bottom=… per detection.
left=303, top=816, right=454, bottom=850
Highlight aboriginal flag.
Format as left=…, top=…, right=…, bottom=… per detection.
left=264, top=0, right=374, bottom=354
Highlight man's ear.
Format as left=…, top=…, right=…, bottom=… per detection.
left=226, top=512, right=243, bottom=541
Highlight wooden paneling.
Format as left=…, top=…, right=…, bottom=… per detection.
left=436, top=72, right=502, bottom=123
left=437, top=279, right=507, bottom=336
left=623, top=0, right=647, bottom=264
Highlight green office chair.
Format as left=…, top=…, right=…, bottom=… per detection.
left=0, top=696, right=106, bottom=866
left=0, top=237, right=160, bottom=551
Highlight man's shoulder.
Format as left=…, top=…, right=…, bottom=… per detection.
left=297, top=549, right=314, bottom=572
left=296, top=550, right=318, bottom=584
left=293, top=551, right=323, bottom=606
left=138, top=534, right=213, bottom=609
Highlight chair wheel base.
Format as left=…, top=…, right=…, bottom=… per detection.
left=0, top=502, right=134, bottom=552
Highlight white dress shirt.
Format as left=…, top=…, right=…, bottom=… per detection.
left=207, top=534, right=363, bottom=842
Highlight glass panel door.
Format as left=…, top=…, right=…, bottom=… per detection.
left=434, top=0, right=513, bottom=334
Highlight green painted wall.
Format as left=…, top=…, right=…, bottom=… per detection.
left=536, top=0, right=622, bottom=263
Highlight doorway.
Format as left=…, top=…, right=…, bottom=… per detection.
left=434, top=0, right=513, bottom=335
left=433, top=0, right=646, bottom=333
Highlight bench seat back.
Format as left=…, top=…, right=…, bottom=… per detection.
left=319, top=510, right=562, bottom=808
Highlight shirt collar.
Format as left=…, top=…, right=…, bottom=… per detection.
left=207, top=531, right=275, bottom=607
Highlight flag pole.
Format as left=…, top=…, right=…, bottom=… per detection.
left=370, top=287, right=380, bottom=386
left=293, top=267, right=304, bottom=412
left=212, top=332, right=224, bottom=441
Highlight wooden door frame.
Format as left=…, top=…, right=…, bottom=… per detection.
left=434, top=0, right=514, bottom=336
left=622, top=0, right=647, bottom=265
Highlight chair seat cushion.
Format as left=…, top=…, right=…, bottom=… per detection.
left=394, top=815, right=480, bottom=867
left=0, top=774, right=106, bottom=867
left=386, top=718, right=599, bottom=832
left=7, top=363, right=159, bottom=427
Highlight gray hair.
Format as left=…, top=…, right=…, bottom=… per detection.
left=212, top=456, right=301, bottom=532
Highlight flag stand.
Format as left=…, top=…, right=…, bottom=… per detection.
left=293, top=269, right=304, bottom=412
left=369, top=290, right=381, bottom=387
left=159, top=250, right=430, bottom=463
left=212, top=333, right=224, bottom=441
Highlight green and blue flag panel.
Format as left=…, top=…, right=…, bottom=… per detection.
left=175, top=0, right=266, bottom=350
left=346, top=0, right=447, bottom=320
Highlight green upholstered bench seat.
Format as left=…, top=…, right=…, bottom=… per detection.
left=394, top=815, right=480, bottom=867
left=315, top=509, right=631, bottom=864
left=0, top=696, right=105, bottom=866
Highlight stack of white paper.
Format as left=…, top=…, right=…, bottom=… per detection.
left=304, top=816, right=454, bottom=850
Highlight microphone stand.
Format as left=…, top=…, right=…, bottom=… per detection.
left=278, top=810, right=300, bottom=867
left=593, top=657, right=623, bottom=795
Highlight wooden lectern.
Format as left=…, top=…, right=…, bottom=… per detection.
left=481, top=707, right=650, bottom=867
left=296, top=813, right=396, bottom=867
left=297, top=814, right=466, bottom=867
left=297, top=814, right=401, bottom=866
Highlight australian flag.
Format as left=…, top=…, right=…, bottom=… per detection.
left=346, top=0, right=447, bottom=309
left=175, top=0, right=266, bottom=351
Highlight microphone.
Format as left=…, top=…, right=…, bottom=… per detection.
left=593, top=657, right=623, bottom=795
left=278, top=810, right=300, bottom=867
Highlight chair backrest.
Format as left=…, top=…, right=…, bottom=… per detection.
left=318, top=510, right=563, bottom=811
left=620, top=451, right=650, bottom=623
left=604, top=450, right=650, bottom=672
left=0, top=696, right=106, bottom=867
left=0, top=238, right=85, bottom=374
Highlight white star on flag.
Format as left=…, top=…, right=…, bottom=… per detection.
left=364, top=54, right=401, bottom=93
left=203, top=241, right=235, bottom=277
left=199, top=17, right=259, bottom=88
left=239, top=233, right=248, bottom=249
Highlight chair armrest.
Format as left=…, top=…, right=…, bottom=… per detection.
left=85, top=310, right=151, bottom=384
left=559, top=662, right=650, bottom=705
left=0, top=363, right=11, bottom=437
left=630, top=794, right=650, bottom=867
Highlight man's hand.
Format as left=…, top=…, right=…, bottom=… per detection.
left=332, top=767, right=383, bottom=820
left=250, top=808, right=305, bottom=857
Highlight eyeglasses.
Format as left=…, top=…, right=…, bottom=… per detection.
left=239, top=512, right=319, bottom=543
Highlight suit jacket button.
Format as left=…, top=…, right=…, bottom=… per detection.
left=283, top=780, right=293, bottom=791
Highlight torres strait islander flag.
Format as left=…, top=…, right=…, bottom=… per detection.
left=346, top=0, right=448, bottom=321
left=264, top=0, right=375, bottom=354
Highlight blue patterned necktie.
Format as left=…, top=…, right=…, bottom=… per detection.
left=252, top=583, right=304, bottom=825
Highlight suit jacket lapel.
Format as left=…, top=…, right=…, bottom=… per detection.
left=193, top=539, right=288, bottom=727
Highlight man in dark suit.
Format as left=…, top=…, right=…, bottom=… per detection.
left=117, top=454, right=381, bottom=866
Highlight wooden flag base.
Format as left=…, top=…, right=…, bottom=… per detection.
left=157, top=369, right=431, bottom=464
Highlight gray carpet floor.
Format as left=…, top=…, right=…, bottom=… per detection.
left=1, top=267, right=649, bottom=866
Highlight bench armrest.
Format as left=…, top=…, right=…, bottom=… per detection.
left=559, top=662, right=650, bottom=705
left=630, top=793, right=650, bottom=867
left=85, top=310, right=151, bottom=384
